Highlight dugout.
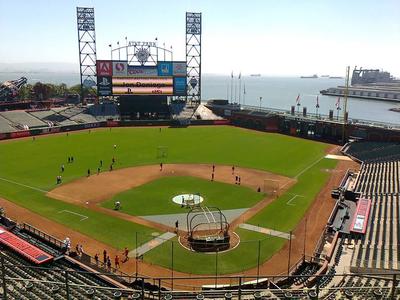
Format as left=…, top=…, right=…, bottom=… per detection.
left=118, top=95, right=170, bottom=120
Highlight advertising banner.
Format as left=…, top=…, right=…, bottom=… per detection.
left=112, top=77, right=173, bottom=86
left=127, top=66, right=158, bottom=77
left=173, top=62, right=187, bottom=76
left=112, top=61, right=128, bottom=76
left=157, top=62, right=173, bottom=76
left=96, top=60, right=112, bottom=76
left=173, top=77, right=187, bottom=96
left=97, top=76, right=112, bottom=96
left=112, top=86, right=173, bottom=95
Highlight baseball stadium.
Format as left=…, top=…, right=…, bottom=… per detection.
left=0, top=7, right=400, bottom=300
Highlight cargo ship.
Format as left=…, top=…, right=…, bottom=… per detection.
left=300, top=74, right=318, bottom=78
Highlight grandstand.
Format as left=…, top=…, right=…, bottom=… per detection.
left=0, top=115, right=16, bottom=133
left=350, top=160, right=400, bottom=272
left=0, top=111, right=47, bottom=130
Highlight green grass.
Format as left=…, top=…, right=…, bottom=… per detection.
left=248, top=158, right=337, bottom=232
left=0, top=180, right=157, bottom=250
left=102, top=176, right=265, bottom=216
left=0, top=126, right=335, bottom=273
left=143, top=228, right=286, bottom=275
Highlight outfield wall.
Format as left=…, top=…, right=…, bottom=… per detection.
left=0, top=119, right=231, bottom=141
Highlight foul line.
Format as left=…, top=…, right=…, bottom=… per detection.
left=0, top=176, right=48, bottom=193
left=58, top=210, right=88, bottom=221
left=294, top=155, right=326, bottom=180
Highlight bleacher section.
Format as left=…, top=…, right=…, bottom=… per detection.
left=0, top=115, right=15, bottom=133
left=0, top=249, right=130, bottom=300
left=0, top=111, right=46, bottom=130
left=350, top=160, right=400, bottom=271
left=343, top=141, right=400, bottom=162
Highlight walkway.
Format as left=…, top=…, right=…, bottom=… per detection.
left=129, top=232, right=176, bottom=257
left=239, top=223, right=293, bottom=240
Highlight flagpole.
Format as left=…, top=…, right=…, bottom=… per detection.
left=230, top=72, right=233, bottom=103
left=125, top=37, right=128, bottom=61
left=117, top=42, right=120, bottom=60
left=243, top=82, right=246, bottom=106
left=226, top=84, right=229, bottom=101
left=238, top=73, right=242, bottom=105
left=234, top=76, right=238, bottom=103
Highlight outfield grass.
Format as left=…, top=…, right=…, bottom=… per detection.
left=102, top=176, right=265, bottom=216
left=143, top=228, right=286, bottom=275
left=0, top=126, right=335, bottom=273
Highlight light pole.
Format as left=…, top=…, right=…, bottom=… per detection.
left=259, top=96, right=262, bottom=111
left=109, top=44, right=112, bottom=60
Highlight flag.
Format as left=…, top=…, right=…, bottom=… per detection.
left=296, top=94, right=300, bottom=105
left=316, top=96, right=320, bottom=108
left=231, top=71, right=233, bottom=79
left=117, top=41, right=119, bottom=46
left=336, top=97, right=341, bottom=109
left=238, top=72, right=241, bottom=80
left=108, top=44, right=111, bottom=47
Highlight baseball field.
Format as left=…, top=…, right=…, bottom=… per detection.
left=0, top=126, right=339, bottom=275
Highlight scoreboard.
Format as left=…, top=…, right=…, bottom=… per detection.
left=96, top=60, right=186, bottom=97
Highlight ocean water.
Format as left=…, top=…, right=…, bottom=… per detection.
left=1, top=72, right=399, bottom=124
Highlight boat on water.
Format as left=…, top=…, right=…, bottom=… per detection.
left=320, top=67, right=400, bottom=102
left=300, top=74, right=318, bottom=79
left=250, top=74, right=261, bottom=77
left=329, top=76, right=344, bottom=79
left=321, top=75, right=330, bottom=77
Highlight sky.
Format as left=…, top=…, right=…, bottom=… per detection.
left=1, top=0, right=400, bottom=76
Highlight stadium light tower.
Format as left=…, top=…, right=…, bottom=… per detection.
left=186, top=12, right=202, bottom=104
left=76, top=7, right=97, bottom=101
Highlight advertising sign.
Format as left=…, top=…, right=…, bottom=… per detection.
left=127, top=66, right=158, bottom=77
left=173, top=77, right=187, bottom=96
left=97, top=76, right=112, bottom=96
left=157, top=62, right=173, bottom=76
left=112, top=77, right=173, bottom=95
left=112, top=86, right=173, bottom=95
left=112, top=61, right=128, bottom=76
left=96, top=60, right=112, bottom=76
left=173, top=62, right=187, bottom=76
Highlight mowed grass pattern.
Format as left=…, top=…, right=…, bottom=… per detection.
left=0, top=126, right=336, bottom=273
left=102, top=176, right=265, bottom=216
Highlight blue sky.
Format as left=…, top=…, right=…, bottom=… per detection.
left=1, top=0, right=400, bottom=76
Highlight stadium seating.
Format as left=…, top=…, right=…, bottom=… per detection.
left=0, top=115, right=16, bottom=133
left=351, top=159, right=400, bottom=271
left=344, top=141, right=400, bottom=162
left=0, top=110, right=47, bottom=129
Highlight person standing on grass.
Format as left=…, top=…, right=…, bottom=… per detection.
left=100, top=160, right=103, bottom=167
left=97, top=167, right=100, bottom=175
left=61, top=164, right=64, bottom=173
left=160, top=162, right=163, bottom=171
left=232, top=165, right=235, bottom=174
left=211, top=172, right=214, bottom=181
